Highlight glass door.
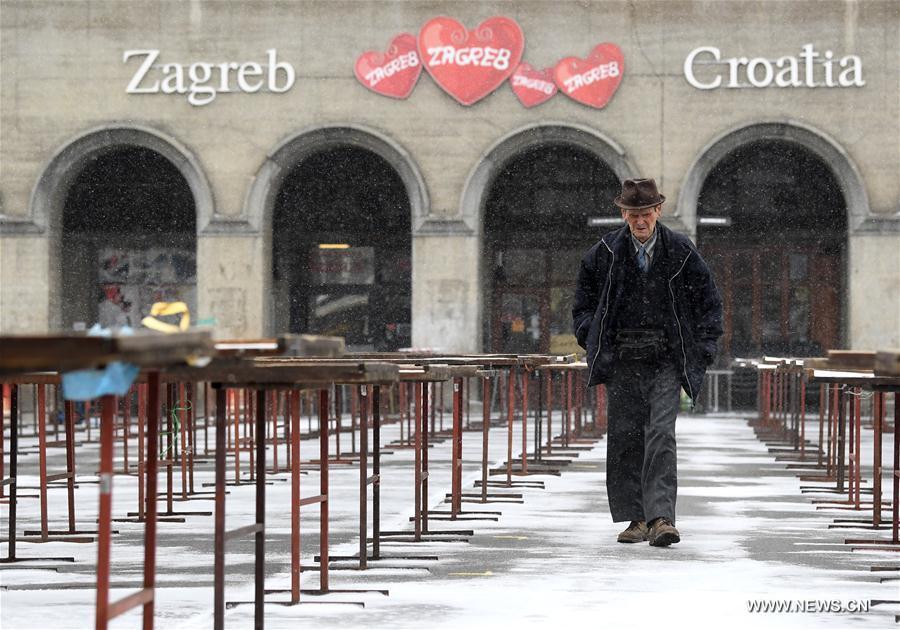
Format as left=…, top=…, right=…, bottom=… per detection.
left=490, top=247, right=588, bottom=354
left=703, top=246, right=840, bottom=358
left=494, top=291, right=545, bottom=354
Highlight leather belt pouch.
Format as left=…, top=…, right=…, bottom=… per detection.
left=614, top=329, right=665, bottom=362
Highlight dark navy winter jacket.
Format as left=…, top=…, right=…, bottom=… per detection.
left=572, top=222, right=723, bottom=401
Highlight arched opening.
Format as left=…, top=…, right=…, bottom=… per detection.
left=61, top=146, right=197, bottom=329
left=272, top=145, right=412, bottom=350
left=483, top=143, right=621, bottom=353
left=697, top=139, right=847, bottom=359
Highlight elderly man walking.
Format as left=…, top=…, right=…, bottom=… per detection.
left=572, top=178, right=723, bottom=546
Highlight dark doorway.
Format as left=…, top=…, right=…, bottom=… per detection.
left=61, top=146, right=197, bottom=329
left=483, top=143, right=621, bottom=354
left=272, top=145, right=412, bottom=350
left=697, top=139, right=847, bottom=360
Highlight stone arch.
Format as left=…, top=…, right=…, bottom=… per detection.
left=32, top=124, right=214, bottom=234
left=245, top=124, right=429, bottom=236
left=462, top=122, right=638, bottom=352
left=677, top=120, right=869, bottom=234
left=460, top=122, right=638, bottom=236
left=248, top=124, right=427, bottom=336
left=29, top=124, right=213, bottom=329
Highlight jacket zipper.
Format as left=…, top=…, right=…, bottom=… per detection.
left=669, top=250, right=694, bottom=401
left=589, top=239, right=615, bottom=381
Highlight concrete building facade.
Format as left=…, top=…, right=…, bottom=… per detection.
left=2, top=0, right=898, bottom=358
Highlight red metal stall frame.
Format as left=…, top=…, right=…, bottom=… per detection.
left=211, top=357, right=399, bottom=623
left=0, top=383, right=76, bottom=566
left=845, top=389, right=900, bottom=551
left=376, top=370, right=475, bottom=543
left=324, top=379, right=441, bottom=567
left=94, top=371, right=160, bottom=630
left=436, top=369, right=502, bottom=522
left=19, top=380, right=94, bottom=542
left=799, top=364, right=900, bottom=551
left=212, top=385, right=268, bottom=628
left=459, top=369, right=525, bottom=506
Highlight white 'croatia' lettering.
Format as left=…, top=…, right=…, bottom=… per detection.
left=683, top=43, right=864, bottom=90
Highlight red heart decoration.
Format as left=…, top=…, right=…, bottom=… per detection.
left=553, top=43, right=624, bottom=109
left=509, top=62, right=557, bottom=108
left=419, top=16, right=524, bottom=106
left=354, top=33, right=422, bottom=99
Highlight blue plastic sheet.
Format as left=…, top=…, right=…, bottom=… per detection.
left=61, top=325, right=140, bottom=401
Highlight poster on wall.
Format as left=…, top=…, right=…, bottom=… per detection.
left=309, top=246, right=375, bottom=285
left=96, top=248, right=197, bottom=328
left=97, top=284, right=138, bottom=328
left=98, top=248, right=196, bottom=285
left=98, top=250, right=132, bottom=283
left=97, top=283, right=198, bottom=328
left=143, top=248, right=197, bottom=284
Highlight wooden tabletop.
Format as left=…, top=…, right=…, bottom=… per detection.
left=806, top=368, right=900, bottom=388
left=303, top=353, right=576, bottom=369
left=214, top=334, right=345, bottom=358
left=2, top=361, right=401, bottom=390
left=396, top=364, right=483, bottom=382
left=875, top=350, right=900, bottom=377
left=539, top=361, right=588, bottom=372
left=0, top=331, right=215, bottom=374
left=0, top=371, right=62, bottom=385
left=256, top=357, right=484, bottom=383
left=161, top=358, right=399, bottom=389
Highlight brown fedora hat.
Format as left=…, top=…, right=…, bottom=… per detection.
left=614, top=178, right=666, bottom=210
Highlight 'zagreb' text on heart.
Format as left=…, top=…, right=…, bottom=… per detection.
left=562, top=61, right=621, bottom=94
left=426, top=46, right=512, bottom=70
left=511, top=74, right=555, bottom=95
left=366, top=51, right=420, bottom=87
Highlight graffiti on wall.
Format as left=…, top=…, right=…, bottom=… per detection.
left=97, top=248, right=196, bottom=327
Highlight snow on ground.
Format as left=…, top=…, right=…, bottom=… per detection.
left=1, top=406, right=897, bottom=629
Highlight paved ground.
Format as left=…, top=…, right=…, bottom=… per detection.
left=1, top=406, right=898, bottom=629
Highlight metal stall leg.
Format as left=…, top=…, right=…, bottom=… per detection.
left=213, top=387, right=226, bottom=630
left=254, top=389, right=266, bottom=630
left=359, top=386, right=369, bottom=568
left=372, top=386, right=381, bottom=560
left=1, top=384, right=74, bottom=564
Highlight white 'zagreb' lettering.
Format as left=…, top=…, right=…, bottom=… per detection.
left=124, top=49, right=296, bottom=106
left=124, top=50, right=160, bottom=93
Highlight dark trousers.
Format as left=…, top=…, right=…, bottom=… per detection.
left=605, top=361, right=681, bottom=523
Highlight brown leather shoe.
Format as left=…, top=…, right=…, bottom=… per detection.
left=648, top=517, right=680, bottom=546
left=617, top=520, right=648, bottom=543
